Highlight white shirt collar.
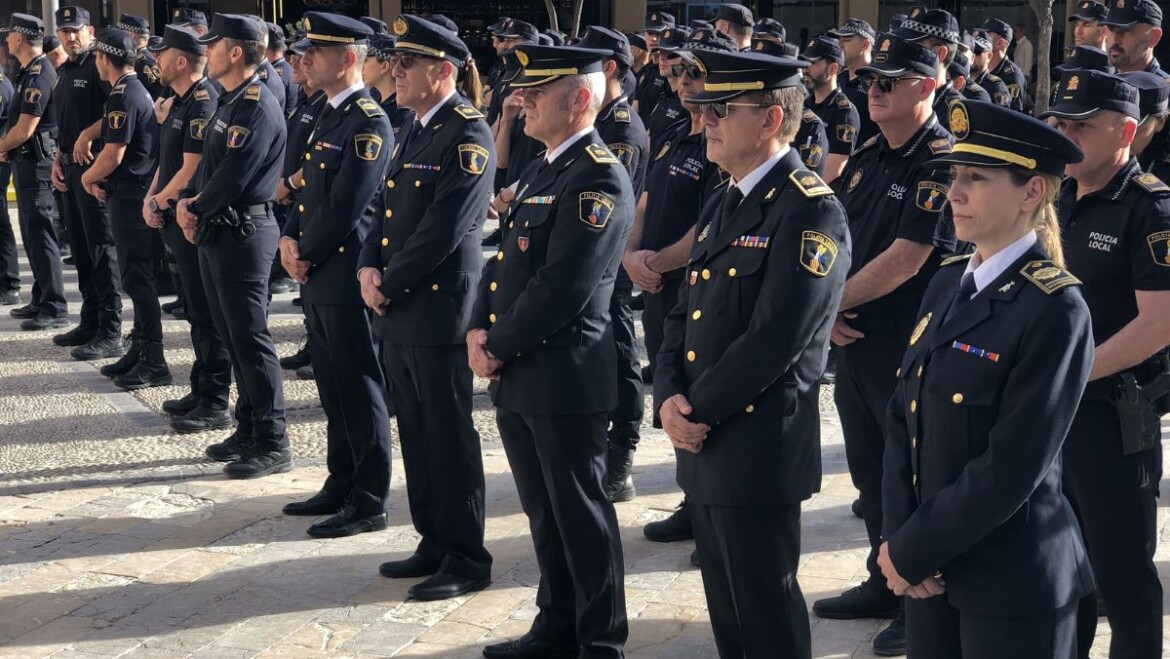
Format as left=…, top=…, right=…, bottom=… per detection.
left=545, top=126, right=595, bottom=164
left=328, top=81, right=366, bottom=109
left=418, top=90, right=457, bottom=127
left=729, top=146, right=791, bottom=199
left=963, top=230, right=1037, bottom=295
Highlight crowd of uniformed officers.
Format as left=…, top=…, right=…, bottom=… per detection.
left=1, top=1, right=1169, bottom=657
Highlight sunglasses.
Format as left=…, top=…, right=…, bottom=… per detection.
left=858, top=75, right=926, bottom=94
left=703, top=101, right=776, bottom=119
left=669, top=62, right=704, bottom=79
left=388, top=53, right=439, bottom=70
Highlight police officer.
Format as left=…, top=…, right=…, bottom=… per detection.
left=144, top=25, right=231, bottom=431
left=801, top=36, right=860, bottom=183
left=656, top=48, right=849, bottom=659
left=1069, top=0, right=1109, bottom=50
left=471, top=44, right=630, bottom=659
left=968, top=30, right=1013, bottom=107
left=176, top=14, right=290, bottom=480
left=981, top=19, right=1027, bottom=112
left=1042, top=69, right=1169, bottom=659
left=880, top=99, right=1095, bottom=659
left=646, top=27, right=694, bottom=158
left=81, top=28, right=167, bottom=391
left=753, top=17, right=786, bottom=43
left=172, top=8, right=209, bottom=36
left=813, top=34, right=956, bottom=657
left=0, top=14, right=69, bottom=332
left=115, top=14, right=164, bottom=99
left=357, top=14, right=494, bottom=602
left=484, top=19, right=537, bottom=129
left=830, top=18, right=879, bottom=145
left=276, top=13, right=394, bottom=541
left=951, top=50, right=991, bottom=104
left=363, top=35, right=414, bottom=137
left=49, top=7, right=125, bottom=361
left=0, top=55, right=17, bottom=306
left=893, top=8, right=964, bottom=134
left=1126, top=71, right=1170, bottom=180
left=265, top=23, right=298, bottom=114
left=1102, top=0, right=1166, bottom=77
left=636, top=11, right=674, bottom=120
left=712, top=4, right=753, bottom=51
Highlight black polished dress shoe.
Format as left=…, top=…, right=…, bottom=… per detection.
left=813, top=582, right=901, bottom=620
left=409, top=572, right=490, bottom=601
left=643, top=498, right=692, bottom=542
left=378, top=553, right=442, bottom=579
left=283, top=491, right=345, bottom=516
left=481, top=633, right=578, bottom=659
left=53, top=325, right=95, bottom=347
left=306, top=506, right=387, bottom=538
left=873, top=611, right=907, bottom=656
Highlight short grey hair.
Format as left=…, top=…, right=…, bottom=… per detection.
left=343, top=43, right=368, bottom=67
left=562, top=71, right=606, bottom=115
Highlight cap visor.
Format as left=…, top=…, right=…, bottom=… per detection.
left=688, top=89, right=751, bottom=104
left=856, top=63, right=912, bottom=77
left=289, top=37, right=309, bottom=55
left=147, top=42, right=169, bottom=52
left=924, top=152, right=1015, bottom=170
left=55, top=21, right=86, bottom=30
left=1039, top=103, right=1106, bottom=120
left=1100, top=19, right=1142, bottom=28
left=1068, top=13, right=1098, bottom=22
left=196, top=31, right=224, bottom=44
left=891, top=27, right=930, bottom=41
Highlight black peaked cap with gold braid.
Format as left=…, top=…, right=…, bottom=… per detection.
left=299, top=12, right=372, bottom=47
left=507, top=44, right=612, bottom=88
left=925, top=100, right=1083, bottom=177
left=686, top=49, right=808, bottom=104
left=389, top=14, right=471, bottom=66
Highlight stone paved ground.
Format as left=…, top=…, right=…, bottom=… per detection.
left=0, top=238, right=1167, bottom=658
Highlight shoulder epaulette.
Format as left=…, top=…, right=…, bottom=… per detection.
left=940, top=253, right=972, bottom=267
left=836, top=95, right=852, bottom=109
left=1134, top=172, right=1170, bottom=196
left=928, top=138, right=952, bottom=155
left=986, top=74, right=1004, bottom=83
left=802, top=108, right=819, bottom=123
left=854, top=134, right=880, bottom=154
left=585, top=143, right=619, bottom=165
left=453, top=104, right=484, bottom=120
left=111, top=83, right=126, bottom=94
left=614, top=107, right=631, bottom=123
left=789, top=170, right=834, bottom=198
left=28, top=64, right=41, bottom=75
left=243, top=84, right=262, bottom=101
left=257, top=67, right=268, bottom=79
left=355, top=97, right=385, bottom=118
left=1020, top=260, right=1081, bottom=294
left=194, top=89, right=210, bottom=101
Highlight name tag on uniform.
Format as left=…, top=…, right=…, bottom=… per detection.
left=521, top=195, right=556, bottom=205
left=731, top=235, right=769, bottom=248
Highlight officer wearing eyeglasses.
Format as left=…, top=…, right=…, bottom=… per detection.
left=813, top=33, right=956, bottom=657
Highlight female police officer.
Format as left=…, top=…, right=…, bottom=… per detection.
left=877, top=100, right=1096, bottom=658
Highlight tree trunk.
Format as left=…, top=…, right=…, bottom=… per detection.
left=570, top=0, right=585, bottom=37
left=1029, top=0, right=1055, bottom=114
left=544, top=0, right=560, bottom=32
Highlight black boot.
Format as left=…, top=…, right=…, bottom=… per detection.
left=643, top=497, right=693, bottom=542
left=114, top=340, right=173, bottom=390
left=100, top=331, right=141, bottom=378
left=279, top=341, right=313, bottom=370
left=170, top=402, right=232, bottom=433
left=162, top=392, right=199, bottom=416
left=604, top=443, right=636, bottom=503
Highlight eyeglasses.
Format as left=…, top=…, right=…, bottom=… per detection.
left=388, top=53, right=438, bottom=70
left=703, top=101, right=776, bottom=119
left=669, top=63, right=704, bottom=79
left=858, top=75, right=926, bottom=94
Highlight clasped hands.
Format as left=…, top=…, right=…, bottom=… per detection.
left=466, top=328, right=502, bottom=380
left=358, top=267, right=389, bottom=315
left=877, top=541, right=946, bottom=599
left=659, top=394, right=710, bottom=454
left=280, top=237, right=312, bottom=286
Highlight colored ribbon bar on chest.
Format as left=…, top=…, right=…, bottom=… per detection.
left=521, top=195, right=557, bottom=205
left=731, top=235, right=769, bottom=248
left=402, top=163, right=442, bottom=171
left=952, top=341, right=1000, bottom=362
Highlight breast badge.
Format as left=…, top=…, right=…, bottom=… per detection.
left=909, top=312, right=932, bottom=346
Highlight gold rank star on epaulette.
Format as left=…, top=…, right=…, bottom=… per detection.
left=243, top=85, right=262, bottom=101
left=789, top=170, right=833, bottom=198
left=585, top=144, right=619, bottom=165
left=453, top=104, right=484, bottom=120
left=194, top=89, right=210, bottom=101
left=1020, top=260, right=1081, bottom=294
left=940, top=253, right=973, bottom=267
left=928, top=139, right=952, bottom=155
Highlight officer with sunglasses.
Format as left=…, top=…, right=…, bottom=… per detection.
left=813, top=33, right=957, bottom=657
left=645, top=27, right=692, bottom=161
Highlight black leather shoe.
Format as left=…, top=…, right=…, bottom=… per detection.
left=813, top=582, right=901, bottom=620
left=283, top=491, right=345, bottom=516
left=171, top=307, right=187, bottom=321
left=873, top=611, right=907, bottom=656
left=9, top=303, right=39, bottom=318
left=291, top=296, right=302, bottom=307
left=53, top=325, right=95, bottom=347
left=162, top=392, right=199, bottom=416
left=62, top=254, right=75, bottom=266
left=409, top=572, right=490, bottom=601
left=295, top=363, right=315, bottom=380
left=170, top=404, right=232, bottom=434
left=70, top=335, right=126, bottom=360
left=643, top=498, right=693, bottom=542
left=851, top=498, right=863, bottom=518
left=604, top=444, right=635, bottom=503
left=224, top=448, right=293, bottom=479
left=279, top=343, right=312, bottom=370
left=161, top=299, right=183, bottom=314
left=307, top=506, right=387, bottom=538
left=205, top=431, right=252, bottom=462
left=21, top=315, right=69, bottom=331
left=0, top=289, right=20, bottom=306
left=378, top=553, right=442, bottom=579
left=482, top=633, right=577, bottom=659
left=689, top=548, right=700, bottom=568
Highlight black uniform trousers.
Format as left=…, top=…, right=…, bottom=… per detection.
left=304, top=301, right=392, bottom=514
left=162, top=219, right=230, bottom=410
left=108, top=180, right=162, bottom=343
left=906, top=595, right=1078, bottom=659
left=641, top=272, right=683, bottom=427
left=0, top=162, right=19, bottom=294
left=496, top=409, right=628, bottom=658
left=61, top=163, right=122, bottom=336
left=198, top=217, right=287, bottom=451
left=381, top=341, right=490, bottom=579
left=834, top=318, right=914, bottom=592
left=608, top=269, right=644, bottom=447
left=1062, top=399, right=1162, bottom=659
left=11, top=155, right=66, bottom=317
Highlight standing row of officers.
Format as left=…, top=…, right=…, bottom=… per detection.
left=0, top=2, right=1169, bottom=658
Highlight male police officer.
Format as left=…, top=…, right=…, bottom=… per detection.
left=177, top=14, right=290, bottom=479
left=1070, top=1, right=1109, bottom=50
left=712, top=4, right=753, bottom=50
left=1126, top=71, right=1170, bottom=180
left=982, top=19, right=1027, bottom=112
left=145, top=25, right=231, bottom=432
left=814, top=34, right=956, bottom=657
left=0, top=14, right=69, bottom=332
left=265, top=23, right=298, bottom=114
left=968, top=29, right=1013, bottom=107
left=116, top=14, right=164, bottom=99
left=893, top=8, right=964, bottom=134
left=1102, top=0, right=1166, bottom=77
left=1042, top=69, right=1169, bottom=659
left=802, top=36, right=860, bottom=183
left=471, top=44, right=631, bottom=659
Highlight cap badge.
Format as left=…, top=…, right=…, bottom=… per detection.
left=880, top=39, right=891, bottom=52
left=1117, top=0, right=1125, bottom=7
left=949, top=104, right=970, bottom=140
left=1067, top=75, right=1079, bottom=91
left=64, top=9, right=71, bottom=18
left=756, top=41, right=765, bottom=50
left=516, top=50, right=529, bottom=67
left=304, top=16, right=312, bottom=31
left=393, top=16, right=408, bottom=36
left=174, top=9, right=181, bottom=17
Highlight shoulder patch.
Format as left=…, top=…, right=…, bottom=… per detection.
left=458, top=144, right=489, bottom=175
left=836, top=124, right=856, bottom=143
left=928, top=138, right=952, bottom=155
left=244, top=85, right=262, bottom=101
left=453, top=104, right=484, bottom=120
left=607, top=142, right=635, bottom=167
left=1134, top=172, right=1170, bottom=196
left=585, top=144, right=619, bottom=165
left=1146, top=231, right=1170, bottom=266
left=189, top=118, right=208, bottom=141
left=837, top=95, right=852, bottom=109
left=940, top=253, right=973, bottom=267
left=789, top=170, right=834, bottom=198
left=226, top=125, right=252, bottom=149
left=107, top=111, right=127, bottom=130
left=23, top=88, right=42, bottom=104
left=355, top=97, right=385, bottom=118
left=802, top=108, right=818, bottom=123
left=916, top=180, right=949, bottom=211
left=354, top=133, right=384, bottom=161
left=855, top=134, right=880, bottom=154
left=194, top=89, right=210, bottom=101
left=801, top=230, right=839, bottom=277
left=1020, top=260, right=1081, bottom=294
left=579, top=191, right=616, bottom=228
left=614, top=107, right=631, bottom=123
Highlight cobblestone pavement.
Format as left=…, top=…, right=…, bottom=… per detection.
left=0, top=242, right=1166, bottom=658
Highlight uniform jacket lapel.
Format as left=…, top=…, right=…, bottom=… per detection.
left=928, top=245, right=1043, bottom=350
left=703, top=149, right=800, bottom=260
left=387, top=94, right=459, bottom=178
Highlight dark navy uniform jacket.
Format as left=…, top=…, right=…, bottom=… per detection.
left=595, top=95, right=649, bottom=195
left=973, top=71, right=1012, bottom=107
left=654, top=149, right=851, bottom=506
left=283, top=89, right=325, bottom=179
left=257, top=60, right=287, bottom=114
left=470, top=131, right=633, bottom=415
left=378, top=92, right=415, bottom=139
left=991, top=57, right=1027, bottom=112
left=183, top=75, right=286, bottom=220
left=269, top=57, right=298, bottom=115
left=883, top=246, right=1095, bottom=616
left=794, top=108, right=830, bottom=175
left=7, top=54, right=57, bottom=140
left=53, top=50, right=108, bottom=156
left=101, top=73, right=157, bottom=180
left=959, top=80, right=993, bottom=104
left=157, top=78, right=217, bottom=193
left=135, top=49, right=165, bottom=99
left=285, top=88, right=392, bottom=307
left=358, top=94, right=494, bottom=345
left=634, top=65, right=667, bottom=121
left=807, top=87, right=860, bottom=159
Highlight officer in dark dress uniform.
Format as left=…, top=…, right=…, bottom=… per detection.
left=1042, top=69, right=1170, bottom=659
left=656, top=48, right=850, bottom=659
left=0, top=61, right=17, bottom=305
left=276, top=13, right=394, bottom=542
left=981, top=20, right=1027, bottom=112
left=1, top=14, right=69, bottom=331
left=81, top=29, right=167, bottom=391
left=800, top=36, right=860, bottom=182
left=49, top=6, right=124, bottom=359
left=471, top=44, right=631, bottom=659
left=116, top=15, right=164, bottom=99
left=177, top=14, right=290, bottom=480
left=881, top=99, right=1095, bottom=659
left=145, top=26, right=231, bottom=432
left=1126, top=71, right=1170, bottom=180
left=813, top=34, right=956, bottom=656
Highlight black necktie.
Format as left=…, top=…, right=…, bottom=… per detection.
left=943, top=272, right=977, bottom=324
left=400, top=120, right=421, bottom=153
left=711, top=186, right=744, bottom=237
